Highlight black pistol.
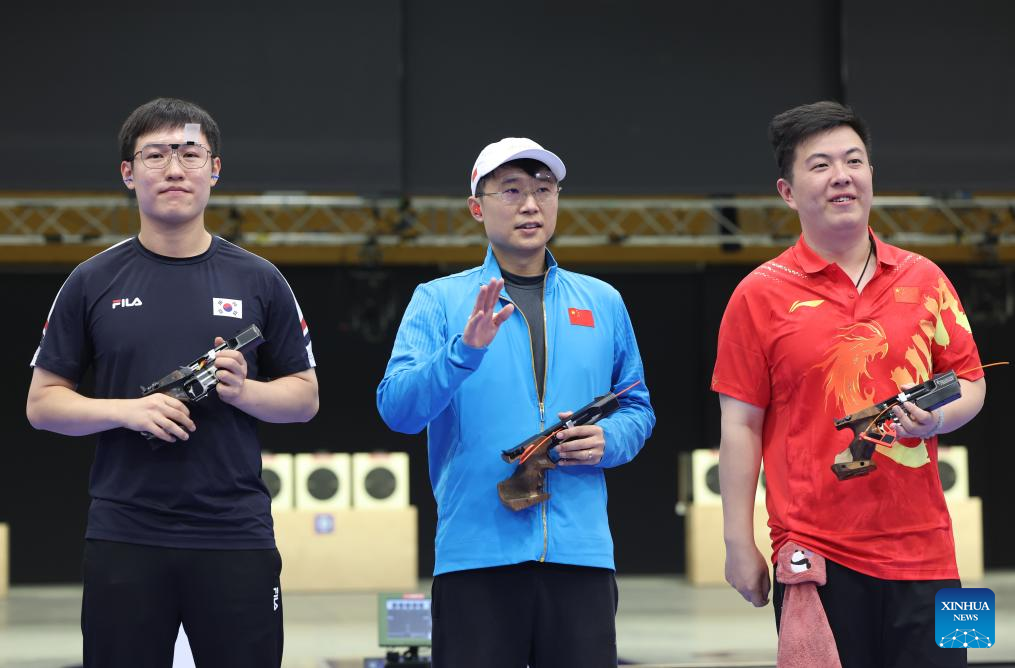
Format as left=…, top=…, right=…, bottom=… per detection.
left=139, top=325, right=264, bottom=443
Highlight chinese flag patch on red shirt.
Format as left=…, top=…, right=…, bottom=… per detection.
left=568, top=307, right=594, bottom=327
left=894, top=286, right=921, bottom=303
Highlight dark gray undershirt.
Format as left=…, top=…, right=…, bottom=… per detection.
left=501, top=268, right=546, bottom=401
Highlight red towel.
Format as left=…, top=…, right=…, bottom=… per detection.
left=775, top=542, right=841, bottom=668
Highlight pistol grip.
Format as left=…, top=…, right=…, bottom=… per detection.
left=498, top=461, right=554, bottom=511
left=849, top=435, right=877, bottom=462
left=831, top=459, right=877, bottom=480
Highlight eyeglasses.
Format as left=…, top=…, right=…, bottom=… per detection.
left=477, top=185, right=561, bottom=206
left=132, top=143, right=212, bottom=170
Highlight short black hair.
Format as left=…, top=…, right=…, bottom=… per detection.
left=768, top=101, right=872, bottom=181
left=475, top=158, right=554, bottom=195
left=118, top=98, right=221, bottom=162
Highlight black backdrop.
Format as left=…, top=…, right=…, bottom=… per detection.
left=4, top=260, right=1012, bottom=583
left=1, top=1, right=1013, bottom=194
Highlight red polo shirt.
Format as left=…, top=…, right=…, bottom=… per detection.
left=712, top=232, right=983, bottom=580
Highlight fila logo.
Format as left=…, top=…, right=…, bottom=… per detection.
left=273, top=586, right=280, bottom=611
left=111, top=297, right=143, bottom=309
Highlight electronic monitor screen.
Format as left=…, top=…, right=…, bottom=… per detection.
left=377, top=592, right=432, bottom=647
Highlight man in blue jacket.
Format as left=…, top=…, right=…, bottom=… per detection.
left=377, top=137, right=655, bottom=667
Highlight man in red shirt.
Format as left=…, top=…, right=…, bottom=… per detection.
left=712, top=101, right=986, bottom=667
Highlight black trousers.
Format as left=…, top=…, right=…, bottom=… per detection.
left=774, top=558, right=966, bottom=668
left=431, top=561, right=618, bottom=668
left=82, top=539, right=283, bottom=668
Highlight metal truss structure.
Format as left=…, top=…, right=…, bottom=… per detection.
left=0, top=194, right=1012, bottom=264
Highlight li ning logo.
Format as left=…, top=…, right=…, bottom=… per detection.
left=111, top=297, right=143, bottom=309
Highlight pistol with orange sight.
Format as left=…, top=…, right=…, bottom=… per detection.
left=831, top=371, right=961, bottom=481
left=496, top=380, right=641, bottom=510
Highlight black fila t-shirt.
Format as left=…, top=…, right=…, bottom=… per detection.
left=32, top=236, right=316, bottom=549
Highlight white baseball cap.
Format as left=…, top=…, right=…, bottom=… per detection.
left=469, top=137, right=566, bottom=195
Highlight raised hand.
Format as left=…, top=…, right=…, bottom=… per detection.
left=462, top=278, right=515, bottom=349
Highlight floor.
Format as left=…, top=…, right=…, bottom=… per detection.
left=2, top=572, right=1013, bottom=667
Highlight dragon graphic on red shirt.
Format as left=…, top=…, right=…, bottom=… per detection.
left=817, top=278, right=972, bottom=469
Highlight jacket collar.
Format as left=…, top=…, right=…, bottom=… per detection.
left=481, top=245, right=559, bottom=296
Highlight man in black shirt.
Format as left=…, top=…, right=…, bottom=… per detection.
left=26, top=98, right=319, bottom=667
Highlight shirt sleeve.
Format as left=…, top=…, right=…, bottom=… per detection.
left=925, top=268, right=983, bottom=382
left=597, top=291, right=656, bottom=469
left=711, top=280, right=771, bottom=408
left=31, top=267, right=91, bottom=383
left=376, top=283, right=487, bottom=435
left=256, top=265, right=315, bottom=378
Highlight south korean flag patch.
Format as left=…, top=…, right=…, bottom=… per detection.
left=213, top=298, right=243, bottom=318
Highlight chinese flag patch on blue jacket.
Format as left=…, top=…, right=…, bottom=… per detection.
left=568, top=308, right=594, bottom=327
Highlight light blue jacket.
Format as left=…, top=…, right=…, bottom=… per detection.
left=377, top=247, right=654, bottom=575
